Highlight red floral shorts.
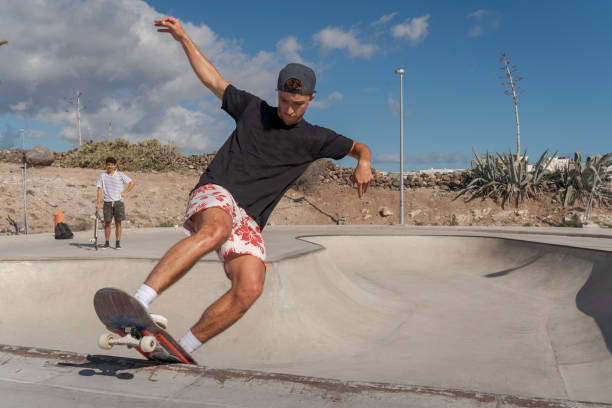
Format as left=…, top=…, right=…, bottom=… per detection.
left=183, top=184, right=266, bottom=264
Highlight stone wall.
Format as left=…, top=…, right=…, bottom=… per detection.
left=1, top=149, right=468, bottom=190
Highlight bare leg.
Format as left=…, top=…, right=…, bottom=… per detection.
left=115, top=221, right=122, bottom=242
left=104, top=221, right=111, bottom=241
left=190, top=253, right=266, bottom=343
left=144, top=207, right=232, bottom=294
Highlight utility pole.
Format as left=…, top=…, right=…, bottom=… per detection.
left=76, top=90, right=83, bottom=146
left=0, top=41, right=7, bottom=87
left=65, top=91, right=86, bottom=147
left=108, top=120, right=112, bottom=141
left=395, top=68, right=405, bottom=225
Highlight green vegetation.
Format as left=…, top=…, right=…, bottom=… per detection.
left=64, top=139, right=184, bottom=171
left=157, top=219, right=176, bottom=227
left=455, top=149, right=553, bottom=208
left=456, top=149, right=612, bottom=211
left=550, top=152, right=612, bottom=208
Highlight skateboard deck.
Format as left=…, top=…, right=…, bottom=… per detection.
left=90, top=211, right=101, bottom=250
left=94, top=287, right=197, bottom=364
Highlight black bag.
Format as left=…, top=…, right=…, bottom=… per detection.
left=54, top=222, right=74, bottom=239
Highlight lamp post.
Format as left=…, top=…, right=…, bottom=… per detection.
left=394, top=68, right=405, bottom=225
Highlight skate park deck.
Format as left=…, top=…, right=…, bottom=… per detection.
left=1, top=225, right=611, bottom=407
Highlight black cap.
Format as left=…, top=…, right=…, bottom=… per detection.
left=277, top=63, right=316, bottom=95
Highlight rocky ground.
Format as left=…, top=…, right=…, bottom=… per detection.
left=2, top=161, right=612, bottom=236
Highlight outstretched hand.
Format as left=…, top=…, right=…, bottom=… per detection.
left=154, top=16, right=187, bottom=42
left=350, top=163, right=373, bottom=199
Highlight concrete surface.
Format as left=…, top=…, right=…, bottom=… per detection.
left=1, top=225, right=611, bottom=407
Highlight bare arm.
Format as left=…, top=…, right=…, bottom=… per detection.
left=122, top=180, right=135, bottom=197
left=96, top=187, right=102, bottom=211
left=155, top=17, right=229, bottom=100
left=348, top=141, right=373, bottom=198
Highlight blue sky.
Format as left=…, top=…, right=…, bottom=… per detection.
left=1, top=0, right=610, bottom=172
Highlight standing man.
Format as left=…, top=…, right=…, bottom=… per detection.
left=133, top=16, right=373, bottom=355
left=96, top=157, right=135, bottom=249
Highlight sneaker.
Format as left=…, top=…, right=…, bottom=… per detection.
left=101, top=242, right=110, bottom=249
left=150, top=313, right=168, bottom=329
left=115, top=243, right=122, bottom=250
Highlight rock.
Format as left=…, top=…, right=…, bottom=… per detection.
left=456, top=214, right=470, bottom=224
left=25, top=145, right=55, bottom=166
left=408, top=209, right=422, bottom=218
left=471, top=208, right=492, bottom=220
left=379, top=207, right=393, bottom=217
left=492, top=211, right=513, bottom=223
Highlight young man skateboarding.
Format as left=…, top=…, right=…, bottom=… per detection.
left=133, top=16, right=373, bottom=354
left=96, top=157, right=135, bottom=249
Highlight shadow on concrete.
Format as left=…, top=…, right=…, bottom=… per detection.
left=68, top=242, right=100, bottom=251
left=576, top=255, right=612, bottom=354
left=483, top=254, right=543, bottom=278
left=58, top=354, right=160, bottom=380
left=285, top=195, right=340, bottom=224
left=484, top=248, right=612, bottom=355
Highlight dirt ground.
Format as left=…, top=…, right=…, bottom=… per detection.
left=2, top=162, right=612, bottom=235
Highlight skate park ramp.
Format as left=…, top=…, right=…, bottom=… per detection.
left=1, top=232, right=612, bottom=404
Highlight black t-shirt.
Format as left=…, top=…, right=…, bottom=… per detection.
left=193, top=84, right=354, bottom=230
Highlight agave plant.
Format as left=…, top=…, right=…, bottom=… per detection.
left=455, top=149, right=554, bottom=208
left=553, top=152, right=612, bottom=209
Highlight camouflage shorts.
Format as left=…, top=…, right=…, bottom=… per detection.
left=103, top=201, right=125, bottom=223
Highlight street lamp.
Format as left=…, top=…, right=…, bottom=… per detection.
left=394, top=68, right=405, bottom=225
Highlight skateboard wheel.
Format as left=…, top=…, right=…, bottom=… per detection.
left=140, top=335, right=157, bottom=353
left=98, top=333, right=114, bottom=350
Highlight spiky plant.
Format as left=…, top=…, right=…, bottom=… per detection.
left=455, top=149, right=554, bottom=208
left=552, top=152, right=612, bottom=209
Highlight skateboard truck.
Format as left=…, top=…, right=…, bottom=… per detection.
left=94, top=288, right=197, bottom=364
left=98, top=327, right=158, bottom=353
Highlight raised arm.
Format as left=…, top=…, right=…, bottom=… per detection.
left=155, top=17, right=229, bottom=100
left=348, top=141, right=373, bottom=198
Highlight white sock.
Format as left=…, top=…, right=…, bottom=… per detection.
left=179, top=329, right=202, bottom=354
left=133, top=284, right=157, bottom=309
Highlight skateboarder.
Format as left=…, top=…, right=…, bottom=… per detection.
left=134, top=16, right=373, bottom=354
left=96, top=157, right=135, bottom=249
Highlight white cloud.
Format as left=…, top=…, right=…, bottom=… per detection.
left=391, top=14, right=431, bottom=45
left=310, top=91, right=343, bottom=110
left=276, top=36, right=303, bottom=63
left=10, top=101, right=32, bottom=112
left=468, top=9, right=489, bottom=19
left=0, top=0, right=297, bottom=151
left=313, top=27, right=376, bottom=58
left=466, top=9, right=499, bottom=38
left=372, top=12, right=398, bottom=26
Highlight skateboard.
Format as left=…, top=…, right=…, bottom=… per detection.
left=93, top=287, right=197, bottom=364
left=90, top=211, right=101, bottom=250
